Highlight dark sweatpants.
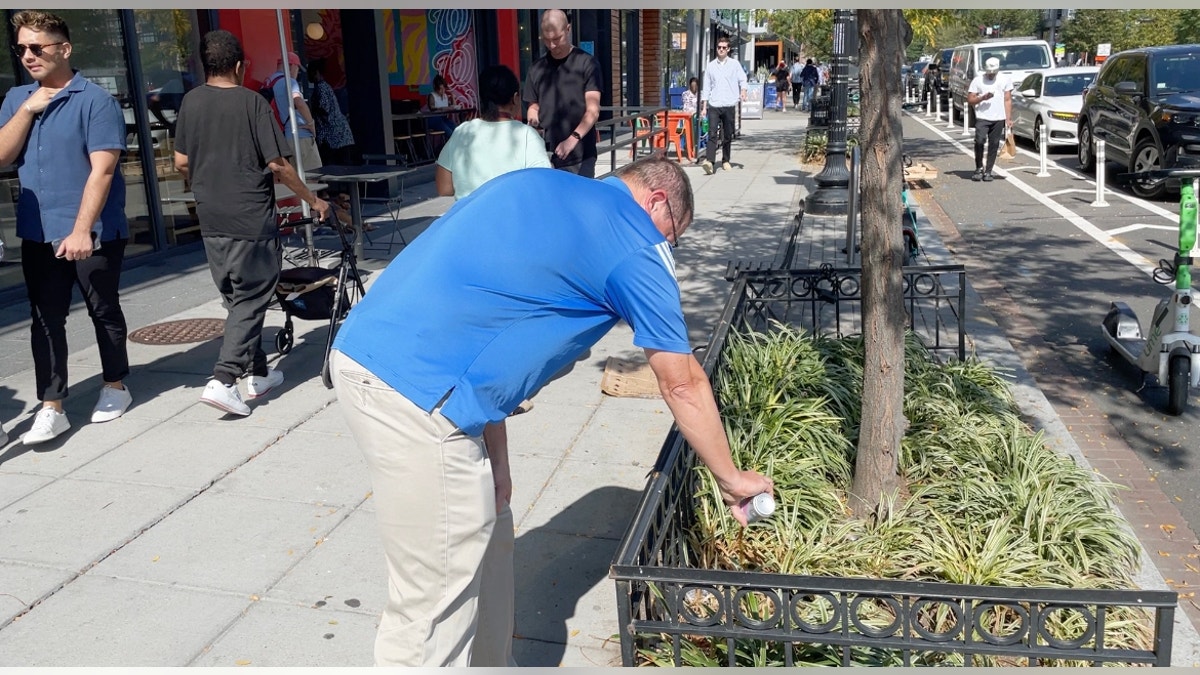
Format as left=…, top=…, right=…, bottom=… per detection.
left=202, top=235, right=282, bottom=386
left=705, top=105, right=737, bottom=165
left=21, top=238, right=130, bottom=402
left=974, top=118, right=1006, bottom=173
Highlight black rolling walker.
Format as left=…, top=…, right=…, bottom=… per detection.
left=274, top=215, right=366, bottom=388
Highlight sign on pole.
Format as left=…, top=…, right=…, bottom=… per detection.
left=1096, top=42, right=1111, bottom=64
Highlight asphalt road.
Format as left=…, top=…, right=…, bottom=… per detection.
left=900, top=109, right=1200, bottom=536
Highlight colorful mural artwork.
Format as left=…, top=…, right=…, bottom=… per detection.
left=384, top=8, right=477, bottom=108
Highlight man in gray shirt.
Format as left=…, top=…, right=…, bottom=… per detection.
left=700, top=37, right=747, bottom=175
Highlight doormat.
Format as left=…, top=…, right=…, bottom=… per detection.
left=600, top=356, right=661, bottom=399
left=128, top=318, right=225, bottom=345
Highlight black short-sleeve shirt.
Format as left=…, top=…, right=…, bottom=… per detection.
left=174, top=84, right=292, bottom=240
left=523, top=47, right=602, bottom=166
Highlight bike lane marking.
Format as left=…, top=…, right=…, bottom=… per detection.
left=907, top=112, right=1170, bottom=278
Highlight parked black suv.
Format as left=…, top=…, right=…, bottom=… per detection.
left=1077, top=44, right=1200, bottom=199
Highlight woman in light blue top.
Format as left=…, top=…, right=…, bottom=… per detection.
left=435, top=65, right=551, bottom=200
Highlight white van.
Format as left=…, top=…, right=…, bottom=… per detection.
left=947, top=38, right=1053, bottom=121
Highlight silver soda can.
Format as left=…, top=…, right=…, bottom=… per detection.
left=739, top=492, right=776, bottom=523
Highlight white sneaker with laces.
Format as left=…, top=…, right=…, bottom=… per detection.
left=23, top=408, right=70, bottom=445
left=246, top=368, right=284, bottom=400
left=200, top=380, right=251, bottom=416
left=91, top=385, right=132, bottom=423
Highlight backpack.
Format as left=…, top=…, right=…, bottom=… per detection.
left=258, top=73, right=286, bottom=130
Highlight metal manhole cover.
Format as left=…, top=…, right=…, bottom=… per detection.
left=129, top=318, right=225, bottom=345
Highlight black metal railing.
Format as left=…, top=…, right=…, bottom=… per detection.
left=610, top=265, right=1176, bottom=667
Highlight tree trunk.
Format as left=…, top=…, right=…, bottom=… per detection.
left=849, top=9, right=910, bottom=519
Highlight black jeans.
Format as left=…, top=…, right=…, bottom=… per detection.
left=791, top=82, right=802, bottom=107
left=974, top=118, right=1006, bottom=173
left=705, top=105, right=737, bottom=164
left=22, top=237, right=130, bottom=402
left=552, top=155, right=597, bottom=179
left=202, top=235, right=282, bottom=386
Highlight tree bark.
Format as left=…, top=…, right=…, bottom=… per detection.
left=849, top=9, right=909, bottom=519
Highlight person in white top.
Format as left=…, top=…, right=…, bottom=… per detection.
left=435, top=64, right=551, bottom=200
left=699, top=37, right=748, bottom=175
left=966, top=57, right=1013, bottom=182
left=426, top=74, right=459, bottom=140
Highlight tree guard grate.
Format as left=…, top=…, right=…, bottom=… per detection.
left=128, top=318, right=225, bottom=345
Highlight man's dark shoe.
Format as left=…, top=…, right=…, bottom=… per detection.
left=982, top=171, right=994, bottom=182
left=971, top=169, right=983, bottom=182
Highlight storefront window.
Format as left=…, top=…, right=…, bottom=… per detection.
left=132, top=9, right=203, bottom=249
left=0, top=26, right=19, bottom=291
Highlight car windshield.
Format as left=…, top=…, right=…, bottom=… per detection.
left=1044, top=73, right=1095, bottom=97
left=1154, top=54, right=1200, bottom=95
left=982, top=45, right=1050, bottom=70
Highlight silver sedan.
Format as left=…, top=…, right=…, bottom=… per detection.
left=1011, top=66, right=1099, bottom=149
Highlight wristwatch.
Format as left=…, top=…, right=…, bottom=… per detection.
left=570, top=130, right=582, bottom=140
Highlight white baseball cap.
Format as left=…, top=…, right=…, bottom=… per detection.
left=984, top=57, right=1001, bottom=73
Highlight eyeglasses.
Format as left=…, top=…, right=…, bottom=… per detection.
left=661, top=197, right=681, bottom=249
left=13, top=42, right=64, bottom=58
left=716, top=45, right=730, bottom=51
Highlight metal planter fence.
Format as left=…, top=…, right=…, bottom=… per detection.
left=610, top=266, right=1178, bottom=667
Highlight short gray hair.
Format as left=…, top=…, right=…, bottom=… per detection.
left=614, top=155, right=694, bottom=226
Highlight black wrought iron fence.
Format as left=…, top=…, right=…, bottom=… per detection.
left=610, top=266, right=1177, bottom=667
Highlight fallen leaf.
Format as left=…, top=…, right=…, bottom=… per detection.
left=235, top=659, right=251, bottom=666
left=1161, top=524, right=1177, bottom=534
left=570, top=629, right=580, bottom=637
left=1159, top=551, right=1172, bottom=557
left=250, top=595, right=260, bottom=601
left=151, top=556, right=160, bottom=563
left=329, top=620, right=339, bottom=625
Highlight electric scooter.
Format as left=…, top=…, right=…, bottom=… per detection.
left=1102, top=168, right=1200, bottom=414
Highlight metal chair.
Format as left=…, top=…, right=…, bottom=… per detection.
left=358, top=153, right=410, bottom=255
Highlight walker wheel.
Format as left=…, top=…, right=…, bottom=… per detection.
left=275, top=327, right=294, bottom=355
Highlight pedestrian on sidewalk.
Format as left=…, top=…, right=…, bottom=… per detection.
left=265, top=51, right=322, bottom=174
left=173, top=29, right=329, bottom=417
left=772, top=60, right=790, bottom=112
left=0, top=10, right=134, bottom=445
left=330, top=155, right=773, bottom=666
left=789, top=55, right=805, bottom=110
left=435, top=64, right=550, bottom=200
left=967, top=56, right=1013, bottom=182
left=522, top=9, right=602, bottom=178
left=700, top=37, right=748, bottom=174
left=799, top=58, right=820, bottom=112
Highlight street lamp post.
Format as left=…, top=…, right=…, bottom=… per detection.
left=806, top=9, right=854, bottom=216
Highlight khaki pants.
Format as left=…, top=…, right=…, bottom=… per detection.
left=330, top=350, right=516, bottom=666
left=289, top=135, right=323, bottom=172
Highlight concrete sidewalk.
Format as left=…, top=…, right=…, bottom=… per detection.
left=0, top=108, right=1195, bottom=666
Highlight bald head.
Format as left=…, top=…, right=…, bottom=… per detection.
left=539, top=9, right=572, bottom=59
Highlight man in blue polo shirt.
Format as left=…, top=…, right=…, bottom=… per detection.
left=0, top=10, right=132, bottom=445
left=329, top=156, right=773, bottom=666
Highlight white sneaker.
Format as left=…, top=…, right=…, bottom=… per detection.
left=23, top=408, right=70, bottom=445
left=91, top=385, right=132, bottom=423
left=200, top=380, right=251, bottom=416
left=701, top=160, right=714, bottom=175
left=245, top=368, right=284, bottom=400
left=722, top=161, right=732, bottom=171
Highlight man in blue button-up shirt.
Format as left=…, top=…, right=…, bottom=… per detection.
left=0, top=10, right=132, bottom=445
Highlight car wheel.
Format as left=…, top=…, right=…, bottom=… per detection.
left=1130, top=137, right=1166, bottom=199
left=1077, top=120, right=1095, bottom=173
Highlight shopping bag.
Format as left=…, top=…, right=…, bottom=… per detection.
left=999, top=129, right=1016, bottom=160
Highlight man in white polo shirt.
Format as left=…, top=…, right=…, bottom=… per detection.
left=700, top=37, right=747, bottom=175
left=966, top=56, right=1013, bottom=182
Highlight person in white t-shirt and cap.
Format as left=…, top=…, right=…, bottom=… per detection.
left=966, top=56, right=1013, bottom=182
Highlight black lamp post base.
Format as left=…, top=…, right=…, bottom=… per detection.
left=806, top=187, right=850, bottom=216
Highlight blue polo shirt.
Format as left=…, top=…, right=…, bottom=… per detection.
left=0, top=71, right=128, bottom=243
left=333, top=169, right=691, bottom=436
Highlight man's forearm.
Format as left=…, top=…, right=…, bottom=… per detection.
left=73, top=168, right=116, bottom=236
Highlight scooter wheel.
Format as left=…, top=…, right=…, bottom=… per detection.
left=1166, top=354, right=1190, bottom=415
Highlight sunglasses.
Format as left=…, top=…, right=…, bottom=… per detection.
left=717, top=45, right=730, bottom=51
left=13, top=42, right=64, bottom=58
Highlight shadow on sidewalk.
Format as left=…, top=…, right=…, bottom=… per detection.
left=512, top=485, right=640, bottom=666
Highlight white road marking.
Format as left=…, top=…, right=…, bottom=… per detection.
left=1044, top=188, right=1094, bottom=197
left=1107, top=223, right=1180, bottom=236
left=908, top=112, right=1159, bottom=278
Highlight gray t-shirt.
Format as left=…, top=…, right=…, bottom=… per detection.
left=175, top=84, right=293, bottom=240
